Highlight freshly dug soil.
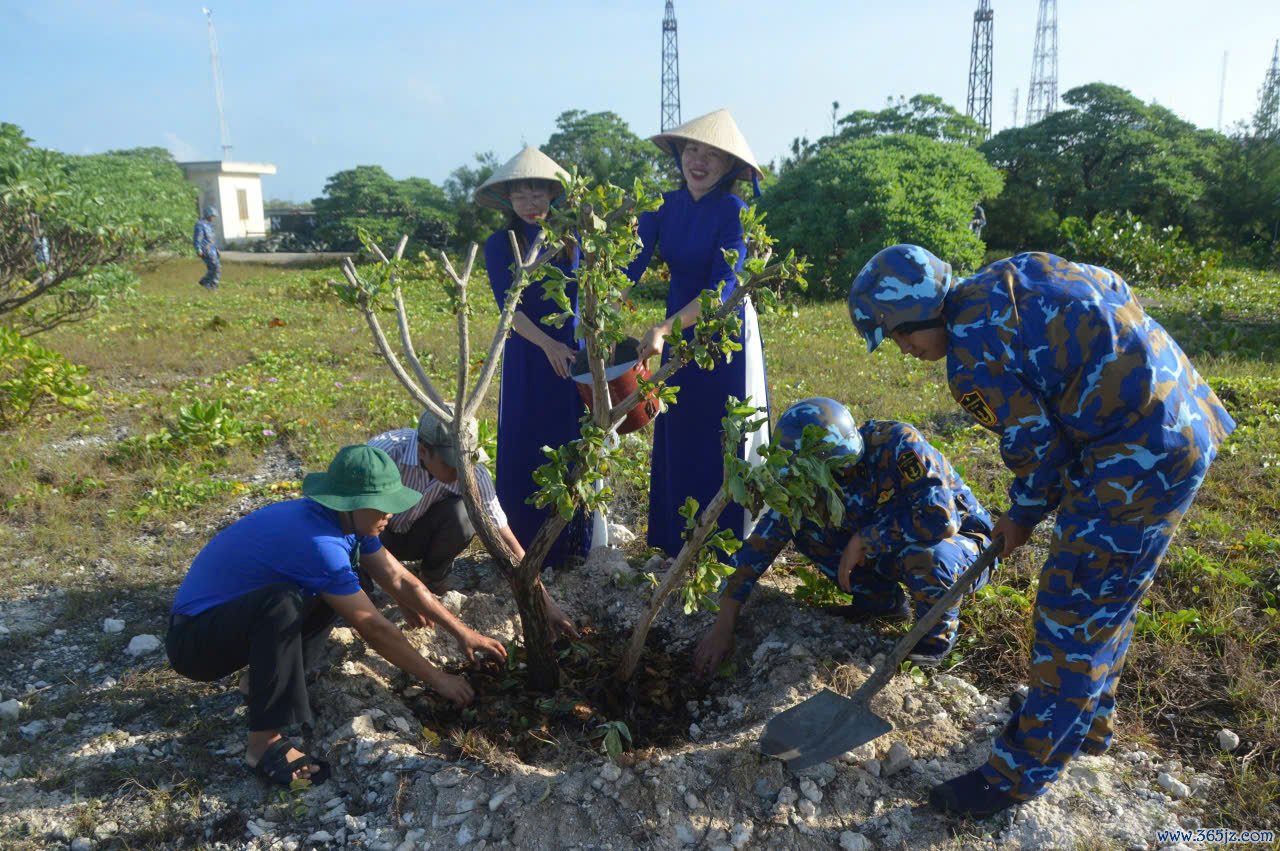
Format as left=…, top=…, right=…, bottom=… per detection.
left=408, top=624, right=701, bottom=762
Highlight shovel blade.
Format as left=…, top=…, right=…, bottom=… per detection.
left=759, top=689, right=894, bottom=770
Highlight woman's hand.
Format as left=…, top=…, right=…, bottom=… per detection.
left=837, top=534, right=869, bottom=593
left=637, top=323, right=670, bottom=362
left=541, top=339, right=577, bottom=379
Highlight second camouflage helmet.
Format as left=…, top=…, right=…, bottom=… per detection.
left=774, top=397, right=863, bottom=465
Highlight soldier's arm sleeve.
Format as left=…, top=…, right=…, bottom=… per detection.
left=721, top=509, right=790, bottom=604
left=950, top=361, right=1068, bottom=529
left=863, top=433, right=959, bottom=555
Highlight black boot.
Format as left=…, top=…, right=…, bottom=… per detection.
left=928, top=768, right=1019, bottom=818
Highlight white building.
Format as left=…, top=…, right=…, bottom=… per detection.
left=179, top=160, right=278, bottom=245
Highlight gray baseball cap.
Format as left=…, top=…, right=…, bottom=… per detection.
left=416, top=409, right=487, bottom=469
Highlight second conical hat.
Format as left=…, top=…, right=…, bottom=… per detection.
left=474, top=147, right=570, bottom=210
left=649, top=108, right=762, bottom=181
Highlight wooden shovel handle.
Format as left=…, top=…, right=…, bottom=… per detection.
left=851, top=534, right=1004, bottom=706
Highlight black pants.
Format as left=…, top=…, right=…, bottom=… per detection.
left=379, top=494, right=474, bottom=581
left=166, top=582, right=345, bottom=732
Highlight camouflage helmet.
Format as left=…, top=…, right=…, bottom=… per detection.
left=847, top=245, right=953, bottom=353
left=774, top=397, right=864, bottom=467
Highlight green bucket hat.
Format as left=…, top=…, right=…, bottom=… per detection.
left=302, top=445, right=422, bottom=514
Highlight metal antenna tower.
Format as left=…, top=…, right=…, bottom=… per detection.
left=203, top=7, right=232, bottom=159
left=1255, top=40, right=1280, bottom=138
left=1217, top=51, right=1228, bottom=133
left=965, top=0, right=994, bottom=134
left=1025, top=0, right=1058, bottom=124
left=660, top=1, right=681, bottom=131
left=1011, top=87, right=1020, bottom=128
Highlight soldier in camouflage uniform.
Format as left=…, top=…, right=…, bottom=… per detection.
left=692, top=397, right=996, bottom=677
left=193, top=206, right=220, bottom=290
left=848, top=245, right=1236, bottom=818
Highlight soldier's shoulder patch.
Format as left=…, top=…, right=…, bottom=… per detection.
left=896, top=450, right=925, bottom=483
left=959, top=389, right=998, bottom=427
left=876, top=488, right=895, bottom=505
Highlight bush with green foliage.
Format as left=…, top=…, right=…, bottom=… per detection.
left=0, top=326, right=93, bottom=429
left=1059, top=212, right=1222, bottom=288
left=1, top=123, right=195, bottom=333
left=763, top=133, right=1003, bottom=294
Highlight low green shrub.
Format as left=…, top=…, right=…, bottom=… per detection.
left=1059, top=212, right=1221, bottom=288
left=0, top=327, right=93, bottom=429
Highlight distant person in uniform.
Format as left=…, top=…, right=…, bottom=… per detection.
left=848, top=245, right=1235, bottom=818
left=692, top=397, right=996, bottom=677
left=969, top=203, right=987, bottom=238
left=166, top=445, right=508, bottom=787
left=367, top=409, right=579, bottom=641
left=193, top=206, right=220, bottom=290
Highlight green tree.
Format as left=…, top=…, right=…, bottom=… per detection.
left=762, top=134, right=1003, bottom=294
left=542, top=110, right=667, bottom=187
left=782, top=95, right=985, bottom=172
left=1, top=124, right=195, bottom=334
left=980, top=83, right=1227, bottom=251
left=1210, top=133, right=1280, bottom=266
left=311, top=166, right=454, bottom=251
left=443, top=151, right=503, bottom=249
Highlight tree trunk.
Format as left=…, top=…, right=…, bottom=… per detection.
left=615, top=484, right=733, bottom=683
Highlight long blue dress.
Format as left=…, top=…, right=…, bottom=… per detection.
left=485, top=219, right=589, bottom=567
left=626, top=187, right=767, bottom=554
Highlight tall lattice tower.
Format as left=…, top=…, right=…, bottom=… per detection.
left=1025, top=0, right=1059, bottom=124
left=1255, top=40, right=1280, bottom=138
left=966, top=0, right=994, bottom=134
left=660, top=1, right=681, bottom=131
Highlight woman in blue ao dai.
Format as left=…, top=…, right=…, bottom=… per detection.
left=626, top=109, right=771, bottom=555
left=475, top=147, right=590, bottom=567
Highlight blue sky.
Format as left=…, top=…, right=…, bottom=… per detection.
left=2, top=1, right=1277, bottom=202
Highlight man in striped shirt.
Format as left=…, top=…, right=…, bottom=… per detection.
left=369, top=410, right=577, bottom=640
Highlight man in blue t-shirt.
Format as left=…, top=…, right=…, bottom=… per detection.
left=167, top=445, right=508, bottom=787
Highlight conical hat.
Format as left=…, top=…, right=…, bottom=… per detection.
left=649, top=108, right=762, bottom=182
left=474, top=147, right=569, bottom=210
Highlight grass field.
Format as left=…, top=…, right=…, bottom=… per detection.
left=2, top=254, right=1278, bottom=828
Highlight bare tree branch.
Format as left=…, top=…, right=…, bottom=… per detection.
left=463, top=234, right=543, bottom=420
left=342, top=256, right=449, bottom=421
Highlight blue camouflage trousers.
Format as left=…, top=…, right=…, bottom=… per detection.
left=982, top=450, right=1211, bottom=800
left=834, top=533, right=991, bottom=646
left=199, top=253, right=220, bottom=289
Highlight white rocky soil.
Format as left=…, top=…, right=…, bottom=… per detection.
left=0, top=533, right=1233, bottom=851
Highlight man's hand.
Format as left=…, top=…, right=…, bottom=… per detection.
left=397, top=604, right=433, bottom=631
left=426, top=670, right=474, bottom=706
left=457, top=629, right=508, bottom=667
left=993, top=514, right=1033, bottom=558
left=693, top=626, right=735, bottom=679
left=838, top=534, right=869, bottom=593
left=545, top=596, right=580, bottom=641
left=541, top=339, right=577, bottom=379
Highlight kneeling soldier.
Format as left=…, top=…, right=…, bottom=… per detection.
left=693, top=397, right=996, bottom=677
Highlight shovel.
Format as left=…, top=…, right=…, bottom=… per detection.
left=759, top=535, right=1004, bottom=770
